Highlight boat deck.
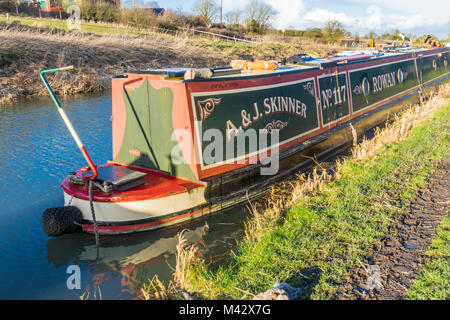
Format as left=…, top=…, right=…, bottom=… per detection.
left=61, top=164, right=204, bottom=203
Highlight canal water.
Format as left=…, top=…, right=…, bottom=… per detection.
left=0, top=93, right=248, bottom=299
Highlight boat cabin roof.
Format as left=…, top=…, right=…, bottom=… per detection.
left=125, top=46, right=447, bottom=82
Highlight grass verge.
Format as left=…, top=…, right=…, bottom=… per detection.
left=0, top=14, right=149, bottom=37
left=141, top=83, right=450, bottom=300
left=406, top=214, right=449, bottom=300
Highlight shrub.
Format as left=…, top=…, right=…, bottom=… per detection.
left=323, top=20, right=345, bottom=43
left=0, top=0, right=15, bottom=13
left=80, top=1, right=120, bottom=23
left=246, top=19, right=261, bottom=34
left=158, top=11, right=183, bottom=30
left=303, top=28, right=323, bottom=39
left=121, top=8, right=157, bottom=29
left=210, top=23, right=225, bottom=29
left=226, top=24, right=246, bottom=37
left=381, top=32, right=402, bottom=41
left=80, top=0, right=97, bottom=21
left=184, top=14, right=207, bottom=28
left=282, top=29, right=307, bottom=37
left=95, top=2, right=120, bottom=23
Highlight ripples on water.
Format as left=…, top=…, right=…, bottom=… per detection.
left=0, top=94, right=247, bottom=299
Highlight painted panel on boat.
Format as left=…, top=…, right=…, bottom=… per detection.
left=113, top=79, right=198, bottom=181
left=317, top=72, right=350, bottom=126
left=349, top=58, right=419, bottom=113
left=191, top=79, right=320, bottom=167
left=418, top=52, right=450, bottom=83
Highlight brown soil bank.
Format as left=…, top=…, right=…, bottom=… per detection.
left=0, top=22, right=345, bottom=105
left=0, top=27, right=228, bottom=104
left=338, top=155, right=450, bottom=300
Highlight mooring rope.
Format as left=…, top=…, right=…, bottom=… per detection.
left=67, top=194, right=74, bottom=206
left=88, top=180, right=100, bottom=246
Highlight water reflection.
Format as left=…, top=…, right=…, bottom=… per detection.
left=45, top=206, right=248, bottom=299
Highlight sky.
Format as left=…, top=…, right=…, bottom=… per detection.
left=146, top=0, right=450, bottom=39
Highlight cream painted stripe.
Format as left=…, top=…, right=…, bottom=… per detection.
left=65, top=185, right=208, bottom=222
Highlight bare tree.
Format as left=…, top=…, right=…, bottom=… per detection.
left=225, top=9, right=241, bottom=26
left=244, top=0, right=276, bottom=34
left=193, top=0, right=219, bottom=26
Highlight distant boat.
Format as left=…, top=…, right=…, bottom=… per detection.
left=41, top=46, right=450, bottom=236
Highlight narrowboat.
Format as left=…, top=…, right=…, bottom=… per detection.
left=41, top=46, right=450, bottom=236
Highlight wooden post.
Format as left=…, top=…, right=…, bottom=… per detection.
left=220, top=0, right=223, bottom=25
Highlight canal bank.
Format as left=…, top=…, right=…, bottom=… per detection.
left=0, top=23, right=228, bottom=105
left=141, top=83, right=450, bottom=300
left=0, top=21, right=344, bottom=106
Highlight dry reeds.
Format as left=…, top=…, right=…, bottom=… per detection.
left=244, top=160, right=342, bottom=243
left=0, top=27, right=228, bottom=105
left=140, top=230, right=201, bottom=300
left=173, top=230, right=202, bottom=290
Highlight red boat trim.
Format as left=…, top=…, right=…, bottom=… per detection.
left=61, top=163, right=205, bottom=203
left=80, top=146, right=98, bottom=181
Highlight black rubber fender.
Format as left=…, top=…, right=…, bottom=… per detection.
left=42, top=206, right=83, bottom=237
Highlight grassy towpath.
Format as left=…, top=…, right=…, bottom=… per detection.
left=407, top=214, right=449, bottom=300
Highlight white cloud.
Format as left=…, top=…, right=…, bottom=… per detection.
left=361, top=5, right=382, bottom=30
left=346, top=0, right=450, bottom=21
left=303, top=8, right=352, bottom=26
left=208, top=0, right=449, bottom=37
left=269, top=0, right=307, bottom=29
